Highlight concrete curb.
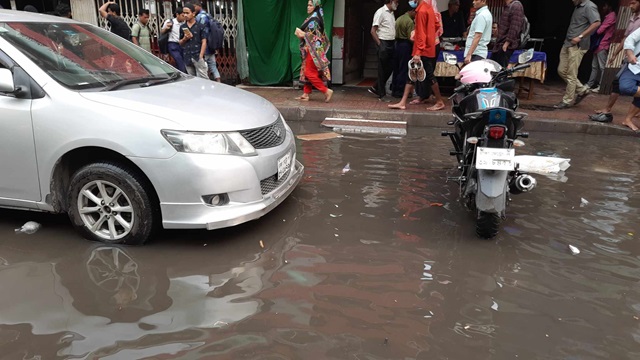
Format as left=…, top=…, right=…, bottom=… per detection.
left=277, top=105, right=637, bottom=137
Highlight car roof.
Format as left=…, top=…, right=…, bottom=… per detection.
left=0, top=9, right=79, bottom=24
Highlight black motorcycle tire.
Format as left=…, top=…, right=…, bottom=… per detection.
left=476, top=211, right=500, bottom=239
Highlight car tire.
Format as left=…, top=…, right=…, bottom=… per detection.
left=67, top=162, right=158, bottom=245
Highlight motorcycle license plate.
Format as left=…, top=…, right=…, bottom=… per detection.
left=277, top=151, right=292, bottom=180
left=476, top=147, right=515, bottom=170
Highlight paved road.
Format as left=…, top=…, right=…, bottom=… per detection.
left=0, top=125, right=638, bottom=359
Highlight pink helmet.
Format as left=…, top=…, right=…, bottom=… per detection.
left=458, top=59, right=502, bottom=85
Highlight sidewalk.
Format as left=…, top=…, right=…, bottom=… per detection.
left=242, top=82, right=639, bottom=136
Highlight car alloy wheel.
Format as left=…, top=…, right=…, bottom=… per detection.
left=77, top=180, right=135, bottom=241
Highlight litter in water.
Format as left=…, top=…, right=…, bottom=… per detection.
left=14, top=221, right=41, bottom=235
left=580, top=198, right=589, bottom=207
left=296, top=132, right=343, bottom=141
left=569, top=245, right=580, bottom=255
left=259, top=240, right=265, bottom=248
left=342, top=163, right=351, bottom=174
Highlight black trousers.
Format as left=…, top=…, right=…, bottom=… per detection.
left=374, top=40, right=395, bottom=98
left=417, top=45, right=440, bottom=99
left=490, top=48, right=514, bottom=69
left=391, top=40, right=412, bottom=97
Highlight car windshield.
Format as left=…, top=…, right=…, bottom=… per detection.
left=0, top=22, right=178, bottom=90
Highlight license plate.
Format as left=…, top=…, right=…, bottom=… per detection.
left=277, top=152, right=292, bottom=180
left=476, top=147, right=515, bottom=170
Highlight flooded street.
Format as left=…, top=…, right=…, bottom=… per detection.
left=1, top=124, right=639, bottom=359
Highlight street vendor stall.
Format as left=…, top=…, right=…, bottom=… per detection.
left=435, top=50, right=547, bottom=100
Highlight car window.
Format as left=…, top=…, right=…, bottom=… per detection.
left=0, top=22, right=177, bottom=90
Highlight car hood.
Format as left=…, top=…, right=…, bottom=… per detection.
left=79, top=77, right=280, bottom=132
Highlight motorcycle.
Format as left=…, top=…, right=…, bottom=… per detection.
left=441, top=50, right=537, bottom=238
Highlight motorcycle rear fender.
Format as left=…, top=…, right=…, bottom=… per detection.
left=476, top=169, right=508, bottom=214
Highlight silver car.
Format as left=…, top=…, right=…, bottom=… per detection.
left=0, top=11, right=303, bottom=245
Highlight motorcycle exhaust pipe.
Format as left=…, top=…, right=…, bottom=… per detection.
left=510, top=174, right=537, bottom=194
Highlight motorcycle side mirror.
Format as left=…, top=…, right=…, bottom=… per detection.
left=518, top=48, right=534, bottom=64
left=443, top=52, right=458, bottom=65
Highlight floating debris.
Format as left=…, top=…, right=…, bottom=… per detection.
left=14, top=221, right=41, bottom=235
left=296, top=132, right=343, bottom=141
left=569, top=244, right=580, bottom=255
left=342, top=163, right=351, bottom=174
left=259, top=240, right=265, bottom=248
left=580, top=198, right=589, bottom=207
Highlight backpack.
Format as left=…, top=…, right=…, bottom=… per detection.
left=206, top=14, right=225, bottom=52
left=520, top=15, right=531, bottom=48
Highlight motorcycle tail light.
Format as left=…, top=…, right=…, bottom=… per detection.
left=489, top=126, right=505, bottom=139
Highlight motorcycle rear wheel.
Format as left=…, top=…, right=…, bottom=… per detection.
left=476, top=211, right=500, bottom=239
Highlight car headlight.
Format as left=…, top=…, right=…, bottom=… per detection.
left=161, top=130, right=256, bottom=156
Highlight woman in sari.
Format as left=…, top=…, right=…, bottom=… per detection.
left=295, top=0, right=333, bottom=102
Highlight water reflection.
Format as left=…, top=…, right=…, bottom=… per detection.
left=0, top=126, right=639, bottom=358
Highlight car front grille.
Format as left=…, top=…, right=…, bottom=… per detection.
left=260, top=171, right=289, bottom=195
left=240, top=119, right=286, bottom=149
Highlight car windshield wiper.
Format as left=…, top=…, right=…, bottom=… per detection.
left=140, top=72, right=182, bottom=87
left=101, top=76, right=167, bottom=91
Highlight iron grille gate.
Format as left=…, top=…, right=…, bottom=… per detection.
left=94, top=0, right=238, bottom=81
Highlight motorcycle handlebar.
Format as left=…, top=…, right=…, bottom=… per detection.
left=454, top=84, right=468, bottom=93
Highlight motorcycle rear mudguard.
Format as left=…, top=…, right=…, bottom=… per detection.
left=475, top=169, right=508, bottom=215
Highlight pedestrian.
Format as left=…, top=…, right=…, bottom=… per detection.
left=391, top=3, right=417, bottom=98
left=55, top=3, right=72, bottom=18
left=441, top=0, right=465, bottom=38
left=368, top=0, right=399, bottom=99
left=591, top=0, right=640, bottom=123
left=586, top=0, right=616, bottom=92
left=553, top=0, right=601, bottom=109
left=99, top=2, right=132, bottom=41
left=132, top=9, right=152, bottom=53
left=162, top=6, right=187, bottom=73
left=414, top=0, right=443, bottom=105
left=612, top=27, right=640, bottom=132
left=464, top=0, right=492, bottom=64
left=192, top=1, right=222, bottom=82
left=179, top=4, right=209, bottom=79
left=388, top=0, right=445, bottom=111
left=294, top=0, right=333, bottom=102
left=490, top=0, right=524, bottom=68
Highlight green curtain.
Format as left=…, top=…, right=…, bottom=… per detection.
left=243, top=0, right=334, bottom=85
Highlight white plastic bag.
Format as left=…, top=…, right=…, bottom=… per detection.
left=515, top=155, right=571, bottom=174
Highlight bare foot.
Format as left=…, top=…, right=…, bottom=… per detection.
left=426, top=102, right=446, bottom=111
left=622, top=120, right=639, bottom=132
left=324, top=89, right=334, bottom=103
left=295, top=94, right=309, bottom=101
left=388, top=102, right=406, bottom=110
left=594, top=108, right=610, bottom=114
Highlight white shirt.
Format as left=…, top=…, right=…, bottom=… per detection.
left=164, top=18, right=182, bottom=43
left=372, top=5, right=396, bottom=41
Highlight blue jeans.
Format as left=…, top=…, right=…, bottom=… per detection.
left=618, top=66, right=640, bottom=107
left=168, top=42, right=186, bottom=73
left=205, top=53, right=221, bottom=80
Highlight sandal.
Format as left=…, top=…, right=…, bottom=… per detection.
left=415, top=60, right=426, bottom=82
left=408, top=60, right=418, bottom=82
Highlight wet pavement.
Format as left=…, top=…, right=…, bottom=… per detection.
left=1, top=124, right=639, bottom=359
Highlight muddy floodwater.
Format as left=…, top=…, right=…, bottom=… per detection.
left=0, top=124, right=639, bottom=359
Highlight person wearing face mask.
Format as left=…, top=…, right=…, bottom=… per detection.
left=369, top=0, right=399, bottom=99
left=391, top=2, right=418, bottom=97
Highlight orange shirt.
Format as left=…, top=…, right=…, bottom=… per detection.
left=413, top=1, right=436, bottom=58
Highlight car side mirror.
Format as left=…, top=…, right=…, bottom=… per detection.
left=518, top=48, right=534, bottom=64
left=0, top=68, right=15, bottom=93
left=443, top=52, right=458, bottom=65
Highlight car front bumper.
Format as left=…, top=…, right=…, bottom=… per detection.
left=161, top=159, right=304, bottom=230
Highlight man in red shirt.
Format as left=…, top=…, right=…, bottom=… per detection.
left=389, top=0, right=445, bottom=111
